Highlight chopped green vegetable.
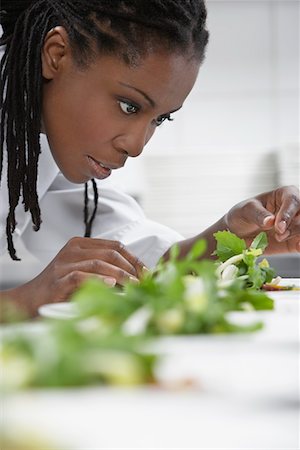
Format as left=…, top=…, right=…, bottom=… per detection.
left=1, top=231, right=277, bottom=390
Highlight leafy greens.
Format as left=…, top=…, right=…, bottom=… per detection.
left=1, top=231, right=276, bottom=390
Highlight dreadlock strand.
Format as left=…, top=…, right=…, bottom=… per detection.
left=6, top=216, right=20, bottom=261
left=84, top=181, right=89, bottom=237
left=22, top=8, right=53, bottom=228
left=83, top=179, right=99, bottom=238
left=88, top=179, right=99, bottom=236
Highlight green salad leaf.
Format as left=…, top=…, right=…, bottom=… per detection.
left=250, top=231, right=268, bottom=252
left=213, top=230, right=247, bottom=261
left=1, top=231, right=277, bottom=391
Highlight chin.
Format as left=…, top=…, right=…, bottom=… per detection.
left=63, top=171, right=91, bottom=184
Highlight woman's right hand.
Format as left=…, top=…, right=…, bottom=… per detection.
left=0, top=237, right=146, bottom=317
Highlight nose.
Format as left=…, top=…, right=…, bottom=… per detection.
left=113, top=122, right=155, bottom=158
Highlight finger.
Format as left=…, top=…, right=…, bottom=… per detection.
left=96, top=248, right=140, bottom=278
left=66, top=238, right=141, bottom=278
left=70, top=259, right=139, bottom=286
left=113, top=242, right=147, bottom=278
left=57, top=272, right=117, bottom=301
left=121, top=252, right=147, bottom=279
left=262, top=215, right=275, bottom=229
left=241, top=199, right=275, bottom=229
left=275, top=214, right=300, bottom=241
left=76, top=238, right=147, bottom=278
left=274, top=229, right=291, bottom=242
left=274, top=189, right=300, bottom=235
left=69, top=248, right=139, bottom=278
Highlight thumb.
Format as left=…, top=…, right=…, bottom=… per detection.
left=243, top=199, right=275, bottom=229
left=262, top=214, right=275, bottom=229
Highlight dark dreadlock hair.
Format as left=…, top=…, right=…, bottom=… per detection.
left=0, top=0, right=209, bottom=260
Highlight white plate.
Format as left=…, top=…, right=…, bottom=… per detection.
left=264, top=278, right=300, bottom=302
left=269, top=277, right=300, bottom=288
left=38, top=292, right=125, bottom=320
left=38, top=302, right=78, bottom=319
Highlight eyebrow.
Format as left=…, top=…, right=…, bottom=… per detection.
left=118, top=82, right=156, bottom=108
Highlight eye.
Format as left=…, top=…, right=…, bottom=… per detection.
left=154, top=114, right=174, bottom=127
left=118, top=100, right=139, bottom=115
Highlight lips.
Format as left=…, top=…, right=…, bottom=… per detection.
left=87, top=156, right=112, bottom=180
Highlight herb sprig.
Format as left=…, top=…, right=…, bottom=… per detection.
left=214, top=231, right=276, bottom=289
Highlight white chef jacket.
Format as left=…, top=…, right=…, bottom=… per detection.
left=0, top=133, right=183, bottom=275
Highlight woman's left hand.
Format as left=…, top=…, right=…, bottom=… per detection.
left=225, top=185, right=300, bottom=254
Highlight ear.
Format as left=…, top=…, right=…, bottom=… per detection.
left=41, top=26, right=70, bottom=80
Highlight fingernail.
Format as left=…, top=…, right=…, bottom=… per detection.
left=129, top=276, right=139, bottom=284
left=142, top=266, right=150, bottom=274
left=278, top=220, right=287, bottom=233
left=103, top=277, right=116, bottom=287
left=263, top=216, right=274, bottom=226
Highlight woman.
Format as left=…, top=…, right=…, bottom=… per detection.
left=0, top=0, right=299, bottom=316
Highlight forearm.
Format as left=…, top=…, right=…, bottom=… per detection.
left=163, top=216, right=228, bottom=261
left=0, top=284, right=40, bottom=321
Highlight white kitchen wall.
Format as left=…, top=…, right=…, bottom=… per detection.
left=113, top=0, right=299, bottom=237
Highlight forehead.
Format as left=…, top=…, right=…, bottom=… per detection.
left=80, top=50, right=200, bottom=111
left=130, top=52, right=200, bottom=105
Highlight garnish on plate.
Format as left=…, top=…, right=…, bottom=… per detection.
left=213, top=231, right=276, bottom=289
left=71, top=231, right=275, bottom=337
left=213, top=231, right=299, bottom=291
left=262, top=278, right=300, bottom=291
left=1, top=231, right=285, bottom=390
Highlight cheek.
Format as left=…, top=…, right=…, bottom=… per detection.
left=42, top=82, right=80, bottom=150
left=43, top=81, right=110, bottom=157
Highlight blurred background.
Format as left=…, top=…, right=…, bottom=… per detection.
left=113, top=0, right=300, bottom=276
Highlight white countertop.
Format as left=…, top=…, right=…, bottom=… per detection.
left=2, top=280, right=300, bottom=449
